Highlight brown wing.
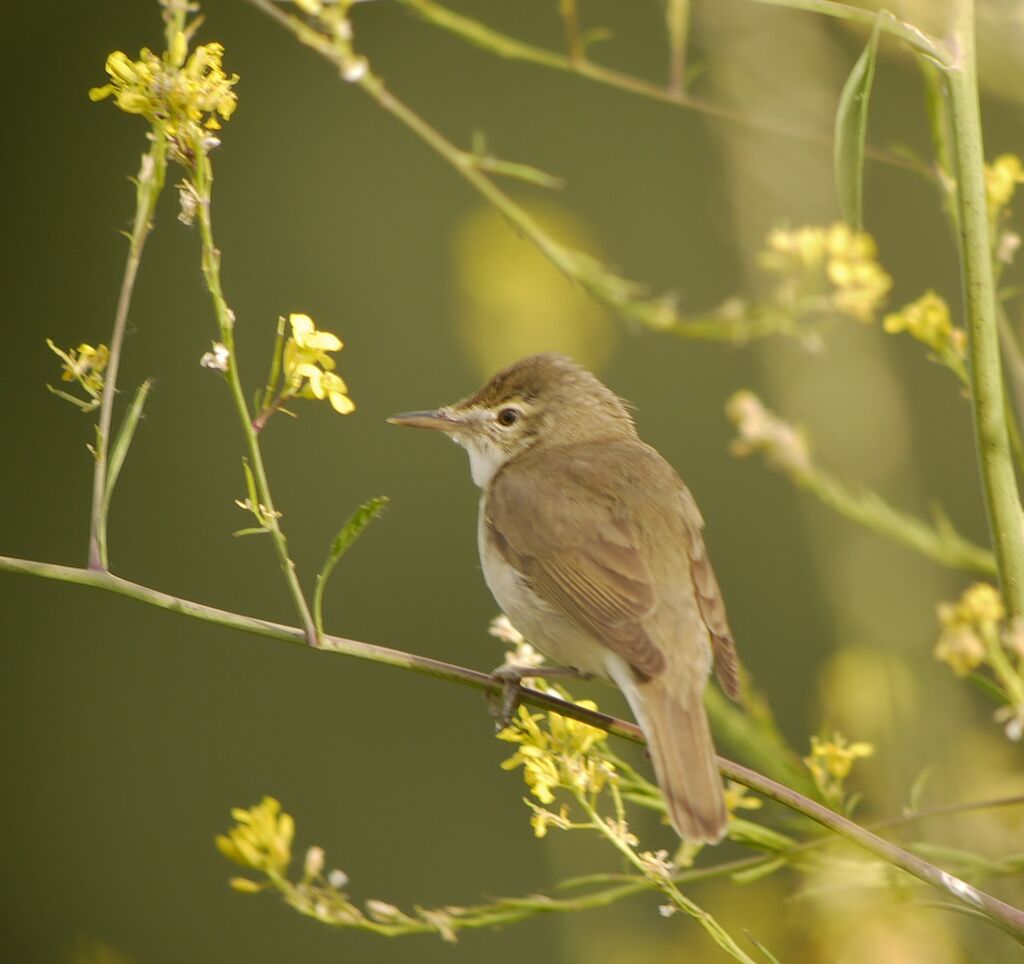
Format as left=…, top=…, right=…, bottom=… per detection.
left=485, top=447, right=666, bottom=679
left=679, top=486, right=741, bottom=701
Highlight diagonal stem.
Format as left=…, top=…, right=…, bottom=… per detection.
left=1, top=551, right=1022, bottom=939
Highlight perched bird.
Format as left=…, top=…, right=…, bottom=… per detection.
left=389, top=353, right=740, bottom=842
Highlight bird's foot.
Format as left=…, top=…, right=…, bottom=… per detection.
left=487, top=664, right=593, bottom=729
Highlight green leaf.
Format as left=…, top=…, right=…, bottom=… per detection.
left=105, top=379, right=153, bottom=502
left=313, top=496, right=389, bottom=636
left=834, top=13, right=883, bottom=231
left=242, top=458, right=261, bottom=517
left=728, top=818, right=797, bottom=853
left=328, top=496, right=389, bottom=560
left=745, top=930, right=782, bottom=964
left=730, top=856, right=788, bottom=885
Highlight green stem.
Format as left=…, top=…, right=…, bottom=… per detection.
left=578, top=792, right=758, bottom=963
left=947, top=1, right=1024, bottom=619
left=87, top=135, right=167, bottom=571
left=397, top=0, right=920, bottom=173
left=665, top=0, right=691, bottom=96
left=190, top=143, right=318, bottom=644
left=557, top=0, right=583, bottom=65
left=2, top=551, right=1023, bottom=938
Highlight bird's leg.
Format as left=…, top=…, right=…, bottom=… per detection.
left=488, top=664, right=593, bottom=728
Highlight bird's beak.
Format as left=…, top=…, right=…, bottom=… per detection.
left=386, top=408, right=465, bottom=432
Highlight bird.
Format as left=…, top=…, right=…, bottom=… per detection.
left=388, top=353, right=740, bottom=842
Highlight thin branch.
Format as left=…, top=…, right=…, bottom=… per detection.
left=397, top=0, right=921, bottom=174
left=190, top=137, right=318, bottom=644
left=87, top=137, right=167, bottom=571
left=1, top=551, right=1022, bottom=939
left=946, top=1, right=1024, bottom=618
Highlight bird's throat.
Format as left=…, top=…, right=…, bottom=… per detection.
left=459, top=434, right=510, bottom=488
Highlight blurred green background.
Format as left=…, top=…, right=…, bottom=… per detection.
left=3, top=1, right=1024, bottom=961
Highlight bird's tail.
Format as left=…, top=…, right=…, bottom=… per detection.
left=625, top=678, right=727, bottom=843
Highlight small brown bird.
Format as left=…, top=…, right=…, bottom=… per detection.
left=389, top=353, right=740, bottom=842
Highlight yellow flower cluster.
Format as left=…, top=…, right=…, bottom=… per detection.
left=89, top=38, right=238, bottom=133
left=216, top=796, right=294, bottom=887
left=883, top=291, right=966, bottom=360
left=804, top=733, right=874, bottom=807
left=760, top=222, right=892, bottom=323
left=985, top=154, right=1024, bottom=226
left=935, top=583, right=1004, bottom=677
left=498, top=702, right=613, bottom=835
left=46, top=339, right=110, bottom=412
left=283, top=313, right=355, bottom=415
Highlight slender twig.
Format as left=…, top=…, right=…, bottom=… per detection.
left=87, top=137, right=167, bottom=571
left=277, top=788, right=1024, bottom=938
left=946, top=1, right=1024, bottom=619
left=87, top=7, right=189, bottom=572
left=1, top=551, right=1022, bottom=938
left=190, top=141, right=318, bottom=644
left=397, top=0, right=921, bottom=174
left=557, top=0, right=583, bottom=65
left=665, top=0, right=690, bottom=97
left=246, top=0, right=870, bottom=344
left=577, top=791, right=758, bottom=963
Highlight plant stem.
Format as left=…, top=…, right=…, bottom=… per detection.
left=578, top=792, right=758, bottom=963
left=397, top=0, right=922, bottom=173
left=665, top=0, right=690, bottom=97
left=946, top=0, right=1024, bottom=619
left=190, top=143, right=318, bottom=644
left=557, top=0, right=583, bottom=65
left=88, top=136, right=167, bottom=571
left=2, top=550, right=1022, bottom=938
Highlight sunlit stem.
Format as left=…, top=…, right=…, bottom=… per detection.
left=946, top=0, right=1024, bottom=618
left=190, top=139, right=318, bottom=645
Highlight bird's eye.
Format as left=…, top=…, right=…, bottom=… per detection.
left=497, top=407, right=520, bottom=427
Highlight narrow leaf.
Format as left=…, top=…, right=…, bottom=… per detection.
left=328, top=495, right=389, bottom=561
left=313, top=496, right=389, bottom=635
left=834, top=12, right=883, bottom=230
left=105, top=379, right=153, bottom=501
left=730, top=856, right=788, bottom=885
left=745, top=930, right=783, bottom=964
left=242, top=458, right=260, bottom=516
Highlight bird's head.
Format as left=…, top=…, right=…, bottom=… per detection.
left=388, top=353, right=636, bottom=487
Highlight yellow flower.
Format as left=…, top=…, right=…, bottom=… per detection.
left=724, top=781, right=763, bottom=813
left=961, top=583, right=1005, bottom=625
left=282, top=313, right=355, bottom=415
left=46, top=339, right=110, bottom=410
left=804, top=733, right=873, bottom=806
left=498, top=701, right=613, bottom=807
left=883, top=291, right=965, bottom=359
left=215, top=796, right=294, bottom=876
left=985, top=154, right=1024, bottom=225
left=90, top=41, right=238, bottom=137
left=934, top=583, right=1005, bottom=676
left=759, top=222, right=891, bottom=323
